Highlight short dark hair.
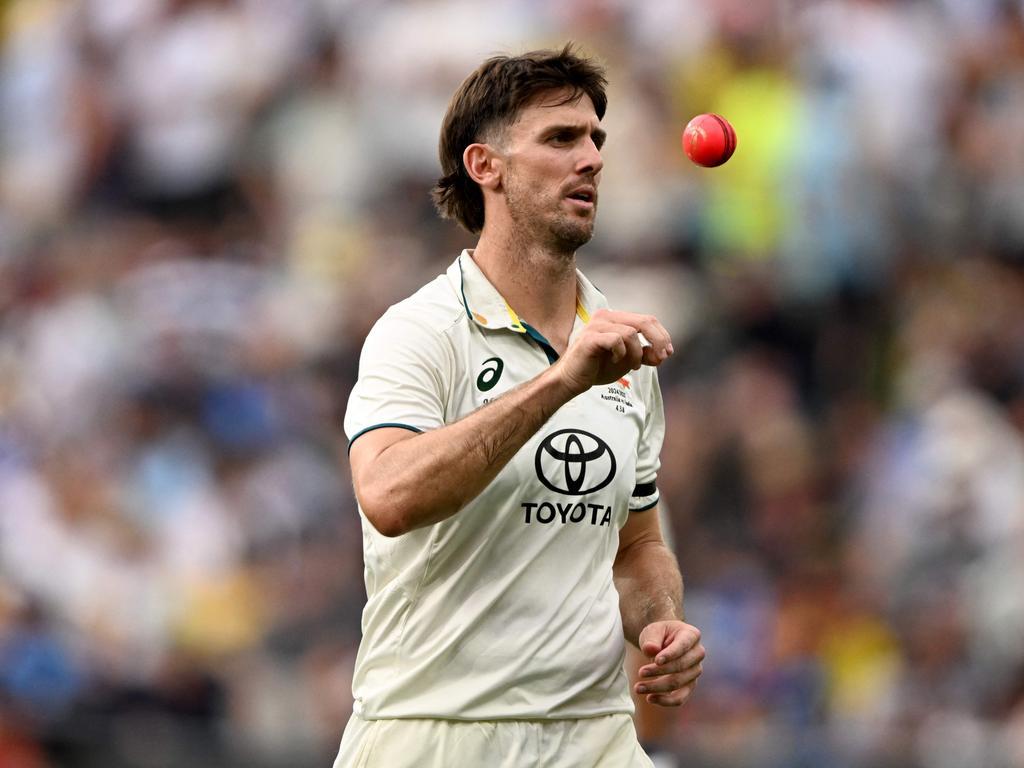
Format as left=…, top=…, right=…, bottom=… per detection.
left=431, top=43, right=608, bottom=234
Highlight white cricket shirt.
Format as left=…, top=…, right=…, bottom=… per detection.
left=344, top=250, right=665, bottom=721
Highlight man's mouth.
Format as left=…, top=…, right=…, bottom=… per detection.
left=566, top=186, right=597, bottom=208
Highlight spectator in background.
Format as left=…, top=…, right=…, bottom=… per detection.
left=1, top=2, right=1024, bottom=767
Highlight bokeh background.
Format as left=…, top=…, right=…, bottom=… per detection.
left=3, top=0, right=1024, bottom=766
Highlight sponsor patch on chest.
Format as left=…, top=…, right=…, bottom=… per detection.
left=521, top=501, right=614, bottom=526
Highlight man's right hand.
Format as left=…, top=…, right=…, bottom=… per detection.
left=555, top=309, right=674, bottom=396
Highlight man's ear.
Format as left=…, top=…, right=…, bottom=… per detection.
left=463, top=143, right=504, bottom=191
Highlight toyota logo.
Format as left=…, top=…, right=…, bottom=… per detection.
left=535, top=429, right=616, bottom=495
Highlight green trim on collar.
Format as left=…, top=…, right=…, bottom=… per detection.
left=521, top=321, right=559, bottom=364
left=458, top=257, right=473, bottom=322
left=452, top=250, right=607, bottom=335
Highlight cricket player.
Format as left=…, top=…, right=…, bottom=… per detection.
left=336, top=44, right=705, bottom=767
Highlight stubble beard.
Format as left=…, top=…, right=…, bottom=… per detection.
left=505, top=173, right=596, bottom=258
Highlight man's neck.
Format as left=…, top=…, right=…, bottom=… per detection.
left=472, top=229, right=579, bottom=354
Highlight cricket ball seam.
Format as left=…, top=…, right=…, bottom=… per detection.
left=708, top=113, right=735, bottom=165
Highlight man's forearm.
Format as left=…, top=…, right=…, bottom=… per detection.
left=354, top=365, right=576, bottom=535
left=614, top=540, right=683, bottom=646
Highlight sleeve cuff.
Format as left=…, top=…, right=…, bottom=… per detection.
left=629, top=481, right=659, bottom=512
left=347, top=422, right=423, bottom=454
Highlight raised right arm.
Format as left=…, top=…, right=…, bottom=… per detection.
left=348, top=309, right=672, bottom=537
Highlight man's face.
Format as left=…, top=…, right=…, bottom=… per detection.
left=497, top=90, right=605, bottom=254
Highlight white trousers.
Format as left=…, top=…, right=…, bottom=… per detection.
left=333, top=712, right=655, bottom=768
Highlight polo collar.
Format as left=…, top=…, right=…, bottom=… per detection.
left=447, top=249, right=607, bottom=334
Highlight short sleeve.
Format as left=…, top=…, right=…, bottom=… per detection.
left=630, top=367, right=665, bottom=512
left=344, top=309, right=452, bottom=449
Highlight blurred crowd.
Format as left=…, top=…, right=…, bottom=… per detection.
left=2, top=0, right=1024, bottom=766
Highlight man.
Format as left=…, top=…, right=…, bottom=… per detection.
left=336, top=45, right=705, bottom=767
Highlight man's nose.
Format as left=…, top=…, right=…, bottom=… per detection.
left=577, top=138, right=604, bottom=176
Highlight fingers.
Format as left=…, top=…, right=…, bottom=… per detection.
left=592, top=331, right=628, bottom=363
left=560, top=309, right=672, bottom=394
left=588, top=322, right=644, bottom=369
left=638, top=622, right=670, bottom=659
left=639, top=643, right=705, bottom=680
left=650, top=624, right=701, bottom=666
left=618, top=327, right=644, bottom=370
left=638, top=621, right=698, bottom=664
left=645, top=681, right=698, bottom=708
left=634, top=654, right=704, bottom=705
left=591, top=310, right=673, bottom=365
left=634, top=621, right=705, bottom=706
left=634, top=663, right=703, bottom=696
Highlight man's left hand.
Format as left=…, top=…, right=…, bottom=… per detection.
left=634, top=621, right=705, bottom=707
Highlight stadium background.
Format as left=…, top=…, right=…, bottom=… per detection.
left=2, top=0, right=1024, bottom=766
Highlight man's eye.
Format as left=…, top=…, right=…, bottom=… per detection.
left=552, top=133, right=573, bottom=143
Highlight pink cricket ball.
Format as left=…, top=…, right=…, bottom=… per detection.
left=682, top=113, right=737, bottom=168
